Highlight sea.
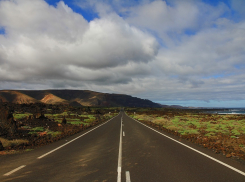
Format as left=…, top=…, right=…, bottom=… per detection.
left=207, top=108, right=245, bottom=115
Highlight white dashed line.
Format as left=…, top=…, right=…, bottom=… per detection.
left=126, top=171, right=131, bottom=182
left=3, top=165, right=26, bottom=176
left=123, top=131, right=125, bottom=136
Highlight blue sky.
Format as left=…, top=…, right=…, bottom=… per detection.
left=45, top=0, right=98, bottom=21
left=0, top=0, right=245, bottom=107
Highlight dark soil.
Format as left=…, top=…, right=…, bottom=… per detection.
left=0, top=103, right=116, bottom=154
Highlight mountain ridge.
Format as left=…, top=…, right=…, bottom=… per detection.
left=0, top=89, right=160, bottom=108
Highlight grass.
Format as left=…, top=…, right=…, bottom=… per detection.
left=46, top=131, right=62, bottom=137
left=28, top=127, right=45, bottom=135
left=28, top=127, right=62, bottom=137
left=13, top=113, right=31, bottom=120
left=25, top=149, right=34, bottom=152
left=128, top=111, right=245, bottom=156
left=44, top=113, right=98, bottom=124
left=30, top=127, right=45, bottom=132
left=0, top=137, right=29, bottom=148
left=132, top=113, right=245, bottom=137
left=69, top=121, right=84, bottom=125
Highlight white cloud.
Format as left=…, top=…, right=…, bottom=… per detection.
left=1, top=0, right=245, bottom=107
left=125, top=0, right=230, bottom=46
left=0, top=0, right=159, bottom=83
left=155, top=20, right=245, bottom=77
left=127, top=1, right=198, bottom=32
left=231, top=0, right=245, bottom=18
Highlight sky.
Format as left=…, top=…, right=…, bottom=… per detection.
left=0, top=0, right=245, bottom=107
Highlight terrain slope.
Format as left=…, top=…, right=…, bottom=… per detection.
left=0, top=90, right=160, bottom=107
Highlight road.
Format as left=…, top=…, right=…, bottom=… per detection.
left=1, top=111, right=245, bottom=181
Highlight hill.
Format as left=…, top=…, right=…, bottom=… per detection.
left=0, top=90, right=160, bottom=108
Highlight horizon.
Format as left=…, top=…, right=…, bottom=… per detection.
left=0, top=0, right=245, bottom=107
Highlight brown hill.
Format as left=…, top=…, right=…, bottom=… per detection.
left=40, top=93, right=68, bottom=104
left=0, top=90, right=38, bottom=104
left=0, top=90, right=160, bottom=108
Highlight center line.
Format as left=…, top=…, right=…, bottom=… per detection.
left=123, top=131, right=125, bottom=136
left=117, top=117, right=123, bottom=182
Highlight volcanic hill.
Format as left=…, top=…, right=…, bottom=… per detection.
left=0, top=90, right=160, bottom=108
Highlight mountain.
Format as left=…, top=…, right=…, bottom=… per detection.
left=0, top=90, right=38, bottom=104
left=160, top=104, right=187, bottom=109
left=0, top=90, right=160, bottom=108
left=40, top=93, right=68, bottom=104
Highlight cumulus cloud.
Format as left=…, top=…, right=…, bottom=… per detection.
left=1, top=0, right=245, bottom=107
left=0, top=0, right=159, bottom=84
left=125, top=0, right=230, bottom=46
left=156, top=19, right=245, bottom=77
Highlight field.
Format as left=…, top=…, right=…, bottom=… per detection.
left=2, top=104, right=245, bottom=160
left=127, top=108, right=245, bottom=159
left=0, top=104, right=119, bottom=154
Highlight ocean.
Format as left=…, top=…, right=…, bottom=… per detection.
left=208, top=108, right=245, bottom=115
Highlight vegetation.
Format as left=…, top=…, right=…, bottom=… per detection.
left=130, top=113, right=245, bottom=138
left=0, top=137, right=29, bottom=148
left=127, top=108, right=245, bottom=159
left=0, top=103, right=119, bottom=153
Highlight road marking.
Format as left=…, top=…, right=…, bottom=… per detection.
left=126, top=171, right=131, bottom=182
left=123, top=131, right=125, bottom=136
left=3, top=165, right=26, bottom=176
left=117, top=117, right=123, bottom=182
left=38, top=114, right=119, bottom=159
left=128, top=115, right=245, bottom=177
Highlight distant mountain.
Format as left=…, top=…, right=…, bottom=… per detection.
left=0, top=90, right=161, bottom=108
left=160, top=104, right=186, bottom=108
left=158, top=104, right=194, bottom=109
left=0, top=90, right=38, bottom=104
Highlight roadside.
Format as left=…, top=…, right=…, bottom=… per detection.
left=126, top=108, right=245, bottom=161
left=0, top=103, right=118, bottom=155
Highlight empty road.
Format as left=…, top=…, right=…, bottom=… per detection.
left=1, top=111, right=245, bottom=182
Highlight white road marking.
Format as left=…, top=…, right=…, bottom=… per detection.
left=126, top=171, right=131, bottom=182
left=128, top=114, right=245, bottom=177
left=123, top=131, right=125, bottom=136
left=117, top=117, right=123, bottom=182
left=38, top=114, right=119, bottom=159
left=3, top=165, right=26, bottom=176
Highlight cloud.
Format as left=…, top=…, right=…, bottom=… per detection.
left=231, top=0, right=245, bottom=18
left=0, top=0, right=159, bottom=85
left=155, top=19, right=245, bottom=77
left=1, top=0, right=245, bottom=107
left=125, top=0, right=230, bottom=46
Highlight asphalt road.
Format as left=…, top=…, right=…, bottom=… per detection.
left=1, top=111, right=245, bottom=182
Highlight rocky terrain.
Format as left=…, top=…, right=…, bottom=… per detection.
left=0, top=102, right=118, bottom=154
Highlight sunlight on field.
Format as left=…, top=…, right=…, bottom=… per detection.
left=132, top=114, right=245, bottom=137
left=131, top=112, right=245, bottom=155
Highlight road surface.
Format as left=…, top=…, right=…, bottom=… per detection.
left=1, top=111, right=245, bottom=182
